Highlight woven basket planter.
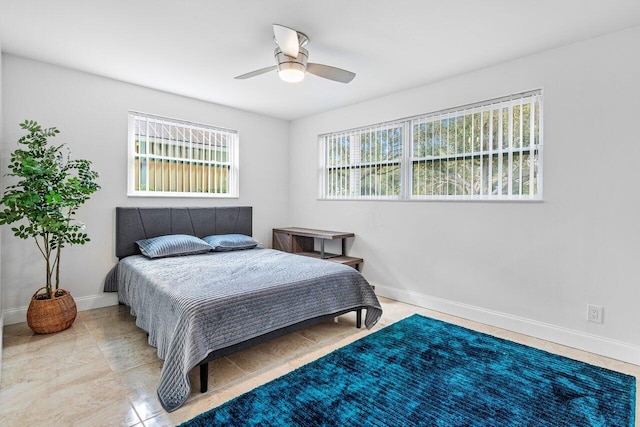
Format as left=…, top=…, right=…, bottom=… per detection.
left=26, top=287, right=77, bottom=334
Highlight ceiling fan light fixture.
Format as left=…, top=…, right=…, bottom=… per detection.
left=278, top=62, right=306, bottom=83
left=234, top=26, right=355, bottom=84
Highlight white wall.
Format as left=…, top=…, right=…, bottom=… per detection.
left=0, top=41, right=4, bottom=379
left=1, top=55, right=290, bottom=322
left=290, top=27, right=640, bottom=363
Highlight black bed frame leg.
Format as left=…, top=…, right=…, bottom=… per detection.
left=356, top=309, right=362, bottom=329
left=200, top=363, right=208, bottom=393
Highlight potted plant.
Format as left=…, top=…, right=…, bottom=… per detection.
left=0, top=120, right=100, bottom=333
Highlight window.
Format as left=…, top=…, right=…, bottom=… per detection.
left=324, top=122, right=404, bottom=199
left=320, top=90, right=542, bottom=201
left=128, top=112, right=239, bottom=197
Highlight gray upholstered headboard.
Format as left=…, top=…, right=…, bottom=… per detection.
left=116, top=206, right=252, bottom=259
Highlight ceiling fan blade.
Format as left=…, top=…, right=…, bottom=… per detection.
left=273, top=24, right=299, bottom=58
left=306, top=63, right=356, bottom=83
left=234, top=65, right=277, bottom=80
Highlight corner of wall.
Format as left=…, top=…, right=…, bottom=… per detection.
left=0, top=42, right=5, bottom=382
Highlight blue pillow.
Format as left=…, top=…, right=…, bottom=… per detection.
left=202, top=234, right=259, bottom=251
left=136, top=234, right=213, bottom=258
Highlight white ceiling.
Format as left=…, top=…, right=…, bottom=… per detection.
left=1, top=0, right=640, bottom=121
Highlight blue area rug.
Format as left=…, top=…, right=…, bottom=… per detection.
left=180, top=314, right=636, bottom=426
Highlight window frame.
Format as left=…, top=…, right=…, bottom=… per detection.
left=127, top=111, right=239, bottom=198
left=319, top=90, right=543, bottom=201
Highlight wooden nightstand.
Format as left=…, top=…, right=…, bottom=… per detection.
left=272, top=227, right=363, bottom=270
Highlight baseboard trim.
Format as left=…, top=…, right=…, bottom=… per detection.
left=2, top=292, right=119, bottom=326
left=373, top=283, right=640, bottom=366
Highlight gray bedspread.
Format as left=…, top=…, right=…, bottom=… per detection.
left=115, top=248, right=382, bottom=412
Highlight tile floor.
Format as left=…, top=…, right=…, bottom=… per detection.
left=1, top=297, right=638, bottom=426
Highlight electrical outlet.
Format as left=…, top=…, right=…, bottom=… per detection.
left=587, top=304, right=603, bottom=324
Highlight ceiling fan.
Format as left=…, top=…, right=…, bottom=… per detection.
left=234, top=24, right=356, bottom=84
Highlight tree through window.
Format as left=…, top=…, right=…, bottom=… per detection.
left=320, top=91, right=542, bottom=201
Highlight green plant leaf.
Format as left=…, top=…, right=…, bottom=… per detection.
left=0, top=120, right=100, bottom=288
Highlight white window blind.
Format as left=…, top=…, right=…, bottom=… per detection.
left=323, top=122, right=404, bottom=199
left=320, top=90, right=542, bottom=201
left=128, top=112, right=239, bottom=198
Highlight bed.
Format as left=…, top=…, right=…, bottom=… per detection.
left=106, top=206, right=382, bottom=412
